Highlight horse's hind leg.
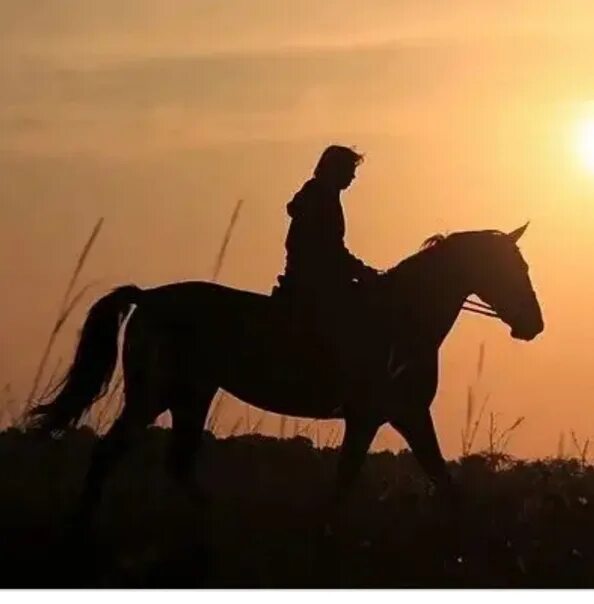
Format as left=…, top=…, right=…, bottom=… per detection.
left=324, top=418, right=379, bottom=529
left=72, top=348, right=162, bottom=532
left=166, top=376, right=217, bottom=504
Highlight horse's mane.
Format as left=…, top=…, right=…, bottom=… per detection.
left=383, top=229, right=507, bottom=278
left=420, top=233, right=447, bottom=249
left=420, top=229, right=506, bottom=250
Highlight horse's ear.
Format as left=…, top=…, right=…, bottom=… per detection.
left=507, top=222, right=529, bottom=243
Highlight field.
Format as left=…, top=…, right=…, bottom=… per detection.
left=1, top=425, right=594, bottom=588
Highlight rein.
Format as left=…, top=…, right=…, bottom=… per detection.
left=380, top=239, right=502, bottom=323
left=462, top=298, right=499, bottom=319
left=386, top=297, right=499, bottom=379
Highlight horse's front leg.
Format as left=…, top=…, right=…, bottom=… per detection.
left=390, top=408, right=454, bottom=496
left=324, top=417, right=379, bottom=529
left=387, top=351, right=454, bottom=491
left=390, top=407, right=466, bottom=564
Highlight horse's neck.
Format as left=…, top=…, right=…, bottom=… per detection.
left=386, top=245, right=468, bottom=349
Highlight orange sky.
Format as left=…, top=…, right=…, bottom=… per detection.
left=2, top=1, right=594, bottom=458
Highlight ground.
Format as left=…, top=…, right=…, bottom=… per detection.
left=1, top=427, right=593, bottom=587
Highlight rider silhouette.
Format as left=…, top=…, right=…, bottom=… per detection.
left=277, top=145, right=377, bottom=300
left=274, top=145, right=379, bottom=389
left=276, top=145, right=377, bottom=297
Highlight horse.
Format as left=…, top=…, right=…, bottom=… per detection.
left=28, top=224, right=543, bottom=526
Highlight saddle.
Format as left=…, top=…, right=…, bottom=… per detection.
left=266, top=290, right=327, bottom=358
left=266, top=282, right=385, bottom=378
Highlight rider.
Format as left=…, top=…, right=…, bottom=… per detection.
left=273, top=145, right=380, bottom=390
left=276, top=145, right=377, bottom=296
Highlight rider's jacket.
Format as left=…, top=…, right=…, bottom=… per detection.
left=276, top=177, right=376, bottom=296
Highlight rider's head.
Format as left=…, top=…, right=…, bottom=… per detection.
left=314, top=145, right=364, bottom=191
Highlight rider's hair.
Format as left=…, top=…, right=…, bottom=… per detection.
left=314, top=145, right=364, bottom=178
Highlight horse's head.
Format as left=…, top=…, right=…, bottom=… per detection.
left=459, top=225, right=544, bottom=341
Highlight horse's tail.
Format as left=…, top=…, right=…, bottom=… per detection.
left=27, top=285, right=143, bottom=435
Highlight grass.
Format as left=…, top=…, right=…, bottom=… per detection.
left=1, top=427, right=594, bottom=587
left=24, top=217, right=104, bottom=414
left=15, top=202, right=246, bottom=435
left=460, top=343, right=527, bottom=467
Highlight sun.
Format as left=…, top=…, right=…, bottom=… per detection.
left=575, top=118, right=594, bottom=173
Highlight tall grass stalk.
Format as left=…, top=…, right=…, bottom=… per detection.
left=251, top=412, right=266, bottom=434
left=461, top=343, right=489, bottom=456
left=570, top=431, right=590, bottom=466
left=25, top=218, right=104, bottom=412
left=245, top=404, right=252, bottom=432
left=487, top=412, right=525, bottom=458
left=230, top=417, right=244, bottom=436
left=0, top=384, right=16, bottom=429
left=206, top=200, right=244, bottom=433
left=206, top=391, right=226, bottom=433
left=144, top=200, right=244, bottom=437
left=557, top=432, right=566, bottom=459
left=212, top=199, right=244, bottom=282
left=460, top=343, right=524, bottom=459
left=23, top=198, right=243, bottom=433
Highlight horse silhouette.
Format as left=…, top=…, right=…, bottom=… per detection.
left=28, top=224, right=543, bottom=527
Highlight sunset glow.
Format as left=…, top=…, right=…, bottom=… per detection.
left=576, top=118, right=594, bottom=172
left=4, top=1, right=594, bottom=460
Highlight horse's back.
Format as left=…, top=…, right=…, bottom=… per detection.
left=144, top=280, right=269, bottom=321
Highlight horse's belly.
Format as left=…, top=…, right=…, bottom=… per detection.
left=219, top=351, right=341, bottom=419
left=198, top=303, right=347, bottom=419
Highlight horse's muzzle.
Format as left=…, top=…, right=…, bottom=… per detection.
left=510, top=310, right=544, bottom=341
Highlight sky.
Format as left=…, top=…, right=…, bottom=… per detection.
left=2, top=1, right=594, bottom=458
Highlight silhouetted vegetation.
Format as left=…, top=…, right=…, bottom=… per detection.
left=2, top=426, right=594, bottom=587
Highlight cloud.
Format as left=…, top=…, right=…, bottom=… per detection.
left=0, top=41, right=471, bottom=155
left=3, top=1, right=594, bottom=64
left=3, top=7, right=594, bottom=157
left=1, top=42, right=461, bottom=109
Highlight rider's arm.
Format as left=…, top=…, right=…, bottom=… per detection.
left=341, top=248, right=377, bottom=282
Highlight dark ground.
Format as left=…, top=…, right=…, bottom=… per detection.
left=1, top=426, right=594, bottom=588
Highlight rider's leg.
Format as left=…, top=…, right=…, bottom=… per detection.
left=327, top=291, right=389, bottom=411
